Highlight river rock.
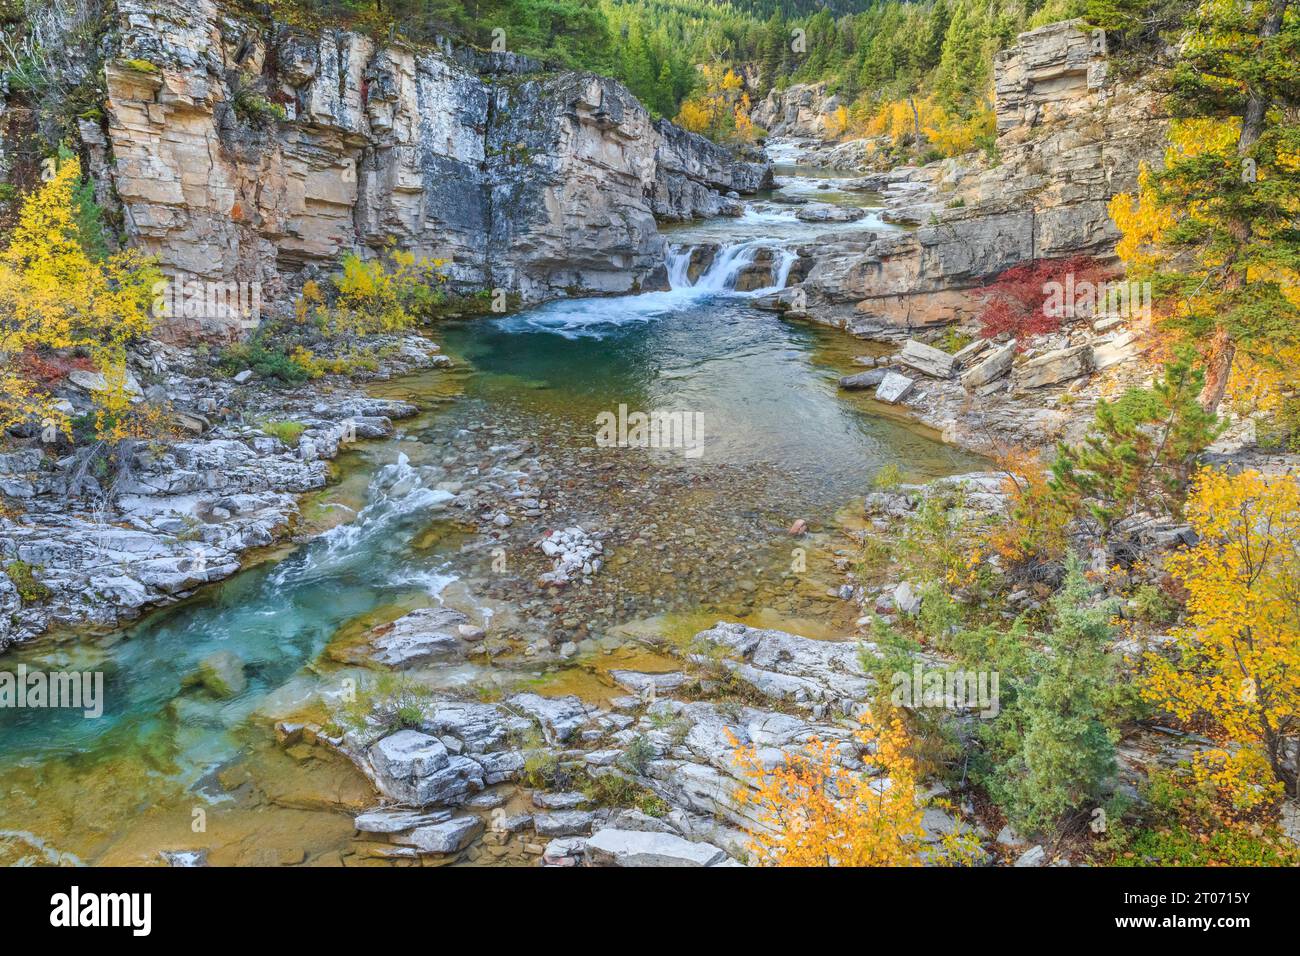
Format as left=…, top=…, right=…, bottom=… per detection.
left=609, top=670, right=688, bottom=697
left=794, top=203, right=866, bottom=223
left=366, top=607, right=471, bottom=667
left=354, top=807, right=452, bottom=834
left=586, top=828, right=728, bottom=867
left=838, top=369, right=886, bottom=390
left=400, top=815, right=484, bottom=855
left=960, top=341, right=1016, bottom=390
left=533, top=810, right=596, bottom=837
left=896, top=340, right=957, bottom=379
left=188, top=650, right=247, bottom=698
left=1011, top=344, right=1093, bottom=390
left=505, top=693, right=592, bottom=744
left=368, top=730, right=485, bottom=806
left=689, top=622, right=873, bottom=706
left=875, top=372, right=915, bottom=404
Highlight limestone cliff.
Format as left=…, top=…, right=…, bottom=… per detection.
left=795, top=21, right=1168, bottom=336
left=92, top=0, right=770, bottom=338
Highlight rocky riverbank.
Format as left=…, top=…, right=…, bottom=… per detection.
left=0, top=334, right=446, bottom=649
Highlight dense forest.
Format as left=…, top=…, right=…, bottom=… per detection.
left=260, top=0, right=1089, bottom=132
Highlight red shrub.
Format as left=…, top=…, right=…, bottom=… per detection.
left=975, top=256, right=1110, bottom=343
left=19, top=351, right=96, bottom=386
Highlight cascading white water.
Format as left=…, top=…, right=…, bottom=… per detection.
left=497, top=238, right=797, bottom=338
left=272, top=453, right=455, bottom=591
left=666, top=239, right=796, bottom=295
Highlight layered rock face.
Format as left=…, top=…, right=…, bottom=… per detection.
left=750, top=81, right=842, bottom=139
left=797, top=20, right=1167, bottom=336
left=98, top=0, right=769, bottom=338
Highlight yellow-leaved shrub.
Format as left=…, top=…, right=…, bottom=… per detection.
left=0, top=157, right=160, bottom=441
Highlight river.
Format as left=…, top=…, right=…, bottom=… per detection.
left=0, top=143, right=982, bottom=866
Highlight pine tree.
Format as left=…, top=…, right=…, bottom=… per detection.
left=1105, top=0, right=1300, bottom=411
left=1050, top=355, right=1221, bottom=536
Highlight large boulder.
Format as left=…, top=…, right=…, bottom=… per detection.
left=875, top=372, right=916, bottom=404
left=960, top=341, right=1016, bottom=390
left=896, top=340, right=957, bottom=379
left=368, top=730, right=484, bottom=806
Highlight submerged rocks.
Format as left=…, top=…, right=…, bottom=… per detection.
left=186, top=650, right=248, bottom=698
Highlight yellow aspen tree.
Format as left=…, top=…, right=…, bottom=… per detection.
left=1142, top=468, right=1300, bottom=805
left=730, top=710, right=980, bottom=866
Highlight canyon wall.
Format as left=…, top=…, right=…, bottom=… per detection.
left=796, top=21, right=1167, bottom=336
left=94, top=0, right=770, bottom=338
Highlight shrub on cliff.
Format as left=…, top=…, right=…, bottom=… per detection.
left=971, top=557, right=1133, bottom=835
left=975, top=255, right=1110, bottom=342
left=1050, top=355, right=1221, bottom=538
left=302, top=250, right=448, bottom=338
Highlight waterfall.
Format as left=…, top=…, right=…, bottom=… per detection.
left=666, top=239, right=796, bottom=295
left=496, top=239, right=798, bottom=338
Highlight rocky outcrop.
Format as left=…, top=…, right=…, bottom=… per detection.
left=751, top=82, right=842, bottom=139
left=97, top=0, right=770, bottom=339
left=0, top=336, right=441, bottom=647
left=793, top=20, right=1167, bottom=337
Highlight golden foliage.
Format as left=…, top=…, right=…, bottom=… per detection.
left=730, top=710, right=982, bottom=866
left=306, top=250, right=448, bottom=337
left=852, top=95, right=994, bottom=159
left=0, top=157, right=160, bottom=441
left=1141, top=468, right=1300, bottom=807
left=989, top=445, right=1074, bottom=565
left=673, top=66, right=759, bottom=145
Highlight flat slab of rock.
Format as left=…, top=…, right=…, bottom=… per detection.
left=1012, top=344, right=1092, bottom=389
left=690, top=621, right=872, bottom=705
left=398, top=815, right=484, bottom=855
left=608, top=670, right=688, bottom=697
left=354, top=807, right=452, bottom=834
left=960, top=340, right=1015, bottom=390
left=794, top=203, right=866, bottom=223
left=366, top=607, right=471, bottom=667
left=875, top=372, right=915, bottom=404
left=586, top=828, right=727, bottom=867
left=534, top=810, right=596, bottom=837
left=896, top=340, right=956, bottom=379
